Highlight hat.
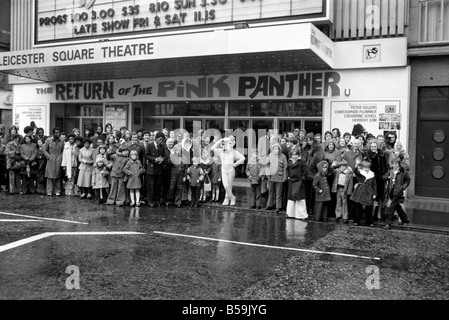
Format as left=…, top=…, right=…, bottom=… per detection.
left=155, top=132, right=165, bottom=140
left=24, top=126, right=34, bottom=134
left=351, top=124, right=366, bottom=137
left=366, top=133, right=375, bottom=140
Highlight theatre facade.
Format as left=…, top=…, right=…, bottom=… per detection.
left=1, top=1, right=410, bottom=146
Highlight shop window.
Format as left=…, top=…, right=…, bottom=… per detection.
left=419, top=0, right=449, bottom=43
left=143, top=102, right=225, bottom=117
left=229, top=100, right=322, bottom=117
left=65, top=104, right=103, bottom=117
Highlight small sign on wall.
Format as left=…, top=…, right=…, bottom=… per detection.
left=363, top=45, right=381, bottom=63
left=14, top=105, right=48, bottom=134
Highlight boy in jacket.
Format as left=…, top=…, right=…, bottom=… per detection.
left=246, top=149, right=262, bottom=209
left=313, top=160, right=331, bottom=222
left=331, top=159, right=354, bottom=224
left=186, top=157, right=205, bottom=208
left=383, top=158, right=411, bottom=229
left=106, top=146, right=129, bottom=206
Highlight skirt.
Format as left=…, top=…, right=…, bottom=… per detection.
left=77, top=169, right=92, bottom=188
left=350, top=182, right=374, bottom=206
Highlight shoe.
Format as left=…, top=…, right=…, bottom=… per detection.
left=56, top=193, right=61, bottom=196
left=136, top=203, right=140, bottom=207
left=322, top=219, right=328, bottom=222
left=343, top=219, right=348, bottom=224
left=383, top=224, right=391, bottom=230
left=130, top=202, right=135, bottom=207
left=275, top=209, right=280, bottom=214
left=87, top=194, right=92, bottom=199
left=369, top=224, right=375, bottom=227
left=211, top=197, right=215, bottom=202
left=222, top=198, right=230, bottom=206
left=398, top=219, right=411, bottom=225
left=47, top=193, right=52, bottom=197
left=230, top=196, right=236, bottom=206
left=336, top=217, right=342, bottom=223
left=80, top=194, right=86, bottom=199
left=177, top=204, right=182, bottom=208
left=191, top=204, right=195, bottom=207
left=353, top=223, right=358, bottom=226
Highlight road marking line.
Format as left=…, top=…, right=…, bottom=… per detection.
left=0, top=231, right=145, bottom=253
left=154, top=231, right=381, bottom=261
left=0, top=219, right=43, bottom=222
left=0, top=211, right=89, bottom=225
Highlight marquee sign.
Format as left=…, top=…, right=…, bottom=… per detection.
left=36, top=0, right=329, bottom=43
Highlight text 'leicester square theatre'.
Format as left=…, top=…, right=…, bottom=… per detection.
left=5, top=0, right=439, bottom=203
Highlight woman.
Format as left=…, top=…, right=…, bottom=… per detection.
left=20, top=135, right=37, bottom=194
left=0, top=129, right=8, bottom=192
left=77, top=138, right=94, bottom=199
left=84, top=127, right=94, bottom=139
left=366, top=140, right=389, bottom=221
left=62, top=134, right=79, bottom=196
left=72, top=128, right=81, bottom=137
left=6, top=134, right=23, bottom=194
left=324, top=138, right=339, bottom=217
left=324, top=131, right=333, bottom=143
left=6, top=126, right=21, bottom=142
left=104, top=123, right=113, bottom=136
left=35, top=138, right=47, bottom=194
left=392, top=140, right=410, bottom=171
left=286, top=149, right=308, bottom=220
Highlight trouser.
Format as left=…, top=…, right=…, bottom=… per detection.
left=46, top=178, right=61, bottom=195
left=386, top=196, right=409, bottom=224
left=161, top=168, right=171, bottom=203
left=313, top=201, right=329, bottom=221
left=21, top=174, right=36, bottom=193
left=335, top=188, right=349, bottom=220
left=8, top=170, right=21, bottom=194
left=354, top=203, right=373, bottom=225
left=222, top=170, right=236, bottom=200
left=168, top=170, right=184, bottom=205
left=249, top=182, right=261, bottom=207
left=286, top=200, right=308, bottom=219
left=107, top=177, right=126, bottom=205
left=304, top=178, right=315, bottom=213
left=95, top=188, right=108, bottom=204
left=147, top=174, right=162, bottom=205
left=267, top=181, right=283, bottom=210
left=190, top=186, right=199, bottom=206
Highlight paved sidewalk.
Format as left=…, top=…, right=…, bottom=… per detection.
left=214, top=182, right=449, bottom=235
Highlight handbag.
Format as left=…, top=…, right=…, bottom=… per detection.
left=204, top=175, right=212, bottom=192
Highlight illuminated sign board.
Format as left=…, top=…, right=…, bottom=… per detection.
left=35, top=0, right=329, bottom=43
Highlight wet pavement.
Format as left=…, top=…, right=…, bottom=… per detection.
left=1, top=191, right=449, bottom=300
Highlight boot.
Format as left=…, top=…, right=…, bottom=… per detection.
left=230, top=196, right=236, bottom=206
left=222, top=197, right=230, bottom=206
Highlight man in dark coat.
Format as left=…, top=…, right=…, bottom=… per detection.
left=146, top=132, right=166, bottom=207
left=43, top=128, right=64, bottom=196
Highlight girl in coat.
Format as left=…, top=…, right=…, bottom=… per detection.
left=199, top=148, right=212, bottom=202
left=20, top=135, right=37, bottom=194
left=77, top=138, right=94, bottom=199
left=210, top=154, right=221, bottom=202
left=286, top=149, right=308, bottom=220
left=186, top=157, right=205, bottom=208
left=245, top=149, right=262, bottom=209
left=123, top=150, right=144, bottom=207
left=61, top=134, right=78, bottom=196
left=91, top=157, right=110, bottom=205
left=313, top=160, right=331, bottom=222
left=350, top=160, right=377, bottom=227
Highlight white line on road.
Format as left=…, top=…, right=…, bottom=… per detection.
left=0, top=219, right=43, bottom=222
left=154, top=231, right=381, bottom=261
left=0, top=231, right=146, bottom=253
left=0, top=211, right=89, bottom=225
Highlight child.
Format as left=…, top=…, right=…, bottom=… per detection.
left=331, top=159, right=354, bottom=224
left=199, top=148, right=212, bottom=202
left=313, top=160, right=331, bottom=222
left=106, top=146, right=129, bottom=207
left=350, top=160, right=377, bottom=227
left=210, top=155, right=222, bottom=202
left=246, top=149, right=262, bottom=209
left=383, top=158, right=411, bottom=229
left=91, top=158, right=109, bottom=205
left=123, top=150, right=144, bottom=207
left=186, top=157, right=205, bottom=208
left=266, top=143, right=288, bottom=214
left=286, top=149, right=308, bottom=220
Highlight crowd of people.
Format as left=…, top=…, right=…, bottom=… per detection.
left=0, top=122, right=411, bottom=229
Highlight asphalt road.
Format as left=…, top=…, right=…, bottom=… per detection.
left=0, top=193, right=448, bottom=301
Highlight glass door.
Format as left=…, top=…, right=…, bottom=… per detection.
left=279, top=119, right=302, bottom=134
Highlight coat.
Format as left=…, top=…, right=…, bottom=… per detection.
left=350, top=167, right=377, bottom=206
left=61, top=142, right=78, bottom=179
left=210, top=163, right=221, bottom=184
left=187, top=165, right=204, bottom=187
left=306, top=142, right=325, bottom=180
left=20, top=142, right=37, bottom=175
left=287, top=158, right=307, bottom=201
left=5, top=140, right=22, bottom=170
left=331, top=165, right=354, bottom=195
left=366, top=149, right=389, bottom=201
left=313, top=161, right=331, bottom=202
left=43, top=137, right=64, bottom=179
left=91, top=165, right=110, bottom=189
left=109, top=154, right=128, bottom=178
left=267, top=152, right=288, bottom=182
left=383, top=167, right=410, bottom=198
left=246, top=160, right=262, bottom=185
left=123, top=159, right=143, bottom=189
left=146, top=142, right=166, bottom=175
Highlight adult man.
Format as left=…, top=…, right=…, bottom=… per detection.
left=146, top=132, right=166, bottom=207
left=43, top=128, right=64, bottom=196
left=161, top=138, right=174, bottom=206
left=257, top=129, right=273, bottom=199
